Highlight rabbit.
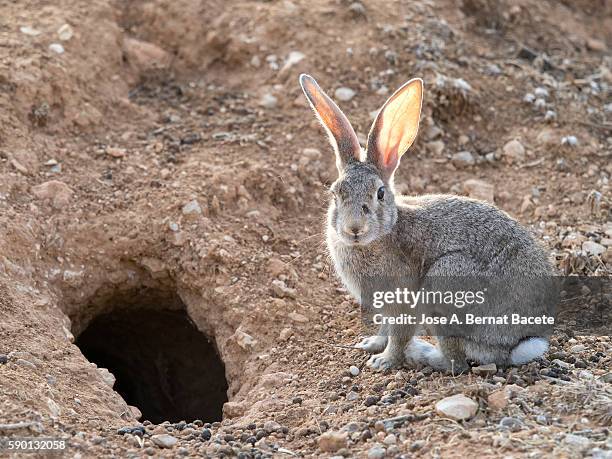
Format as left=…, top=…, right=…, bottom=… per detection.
left=299, top=74, right=554, bottom=372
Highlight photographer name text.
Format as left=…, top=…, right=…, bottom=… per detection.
left=372, top=313, right=555, bottom=326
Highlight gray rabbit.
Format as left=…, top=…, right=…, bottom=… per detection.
left=299, top=74, right=553, bottom=372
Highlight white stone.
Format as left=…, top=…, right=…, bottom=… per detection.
left=582, top=241, right=605, bottom=256
left=564, top=434, right=590, bottom=451
left=20, top=26, right=41, bottom=36
left=57, top=24, right=74, bottom=41
left=570, top=344, right=586, bottom=353
left=280, top=51, right=305, bottom=73
left=427, top=140, right=445, bottom=155
left=383, top=433, right=397, bottom=445
left=367, top=445, right=386, bottom=459
left=334, top=87, right=356, bottom=102
left=49, top=43, right=65, bottom=54
left=234, top=329, right=257, bottom=350
left=97, top=368, right=116, bottom=388
left=561, top=135, right=579, bottom=146
left=260, top=93, right=278, bottom=109
left=151, top=434, right=177, bottom=448
left=47, top=398, right=61, bottom=417
left=534, top=87, right=549, bottom=98
left=451, top=151, right=475, bottom=168
left=435, top=394, right=479, bottom=421
left=182, top=199, right=202, bottom=215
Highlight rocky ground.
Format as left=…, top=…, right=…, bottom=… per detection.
left=0, top=0, right=611, bottom=457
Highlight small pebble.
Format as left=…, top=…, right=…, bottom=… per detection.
left=435, top=394, right=478, bottom=421
left=383, top=433, right=396, bottom=445
left=57, top=24, right=73, bottom=41
left=574, top=360, right=587, bottom=369
left=259, top=93, right=278, bottom=109
left=498, top=416, right=523, bottom=432
left=151, top=434, right=177, bottom=449
left=49, top=43, right=65, bottom=54
left=182, top=200, right=202, bottom=215
left=334, top=87, right=356, bottom=102
left=534, top=98, right=546, bottom=109
left=451, top=151, right=475, bottom=168
left=564, top=433, right=591, bottom=451
left=349, top=365, right=360, bottom=376
left=367, top=444, right=386, bottom=459
left=411, top=440, right=425, bottom=450
left=561, top=135, right=578, bottom=146
left=534, top=87, right=549, bottom=98
left=348, top=2, right=366, bottom=17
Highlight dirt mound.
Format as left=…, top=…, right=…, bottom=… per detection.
left=0, top=0, right=610, bottom=457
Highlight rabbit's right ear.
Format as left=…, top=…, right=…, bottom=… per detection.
left=299, top=74, right=361, bottom=172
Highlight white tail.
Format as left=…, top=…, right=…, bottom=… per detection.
left=510, top=337, right=548, bottom=365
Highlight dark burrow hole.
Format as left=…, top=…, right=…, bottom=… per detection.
left=75, top=302, right=228, bottom=424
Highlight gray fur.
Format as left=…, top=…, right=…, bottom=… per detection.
left=302, top=74, right=553, bottom=372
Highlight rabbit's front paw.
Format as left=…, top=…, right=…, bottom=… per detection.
left=367, top=348, right=402, bottom=370
left=355, top=335, right=388, bottom=353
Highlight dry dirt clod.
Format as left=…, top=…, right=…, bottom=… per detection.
left=487, top=389, right=509, bottom=410
left=31, top=180, right=73, bottom=209
left=463, top=179, right=495, bottom=203
left=502, top=139, right=526, bottom=164
left=123, top=37, right=170, bottom=77
left=318, top=431, right=347, bottom=452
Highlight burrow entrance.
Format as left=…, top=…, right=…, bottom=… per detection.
left=74, top=289, right=228, bottom=424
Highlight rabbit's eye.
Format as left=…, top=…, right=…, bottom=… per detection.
left=377, top=186, right=385, bottom=200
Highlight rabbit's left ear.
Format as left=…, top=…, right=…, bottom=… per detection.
left=299, top=74, right=361, bottom=173
left=366, top=78, right=423, bottom=181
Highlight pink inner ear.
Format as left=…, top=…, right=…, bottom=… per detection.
left=383, top=144, right=399, bottom=168
left=301, top=76, right=361, bottom=162
left=375, top=79, right=422, bottom=169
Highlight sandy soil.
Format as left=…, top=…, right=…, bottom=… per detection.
left=0, top=0, right=611, bottom=457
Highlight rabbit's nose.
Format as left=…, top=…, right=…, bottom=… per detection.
left=345, top=224, right=366, bottom=237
